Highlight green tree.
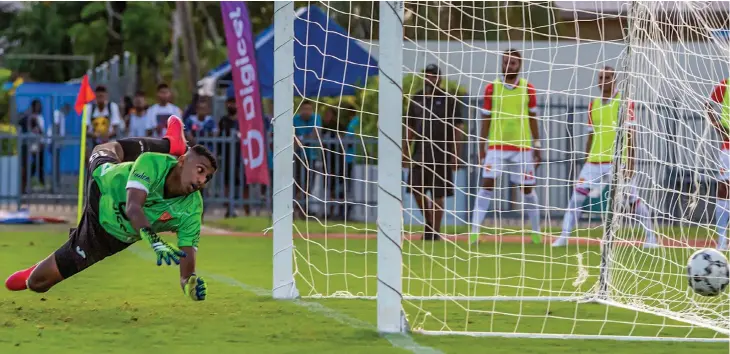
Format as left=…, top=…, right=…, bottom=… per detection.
left=67, top=2, right=129, bottom=65
left=122, top=2, right=171, bottom=90
left=3, top=2, right=88, bottom=82
left=67, top=2, right=111, bottom=63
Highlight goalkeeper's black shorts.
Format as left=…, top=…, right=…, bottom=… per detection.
left=54, top=151, right=131, bottom=279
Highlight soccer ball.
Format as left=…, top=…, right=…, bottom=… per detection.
left=687, top=248, right=730, bottom=297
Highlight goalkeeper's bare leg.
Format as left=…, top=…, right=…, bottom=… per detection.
left=4, top=116, right=188, bottom=292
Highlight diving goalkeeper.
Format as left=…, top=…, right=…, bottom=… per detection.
left=4, top=116, right=216, bottom=301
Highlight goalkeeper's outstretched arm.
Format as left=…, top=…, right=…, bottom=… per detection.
left=177, top=217, right=205, bottom=301
left=179, top=247, right=197, bottom=288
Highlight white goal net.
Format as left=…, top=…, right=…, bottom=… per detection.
left=273, top=0, right=730, bottom=342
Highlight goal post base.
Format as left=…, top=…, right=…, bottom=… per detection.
left=415, top=330, right=729, bottom=342
left=273, top=279, right=300, bottom=300
left=377, top=309, right=411, bottom=335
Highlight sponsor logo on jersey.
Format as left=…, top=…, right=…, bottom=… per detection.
left=133, top=172, right=150, bottom=183
left=158, top=211, right=173, bottom=222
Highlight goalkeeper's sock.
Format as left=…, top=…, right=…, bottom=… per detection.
left=633, top=200, right=657, bottom=245
left=715, top=198, right=730, bottom=248
left=470, top=189, right=494, bottom=237
left=559, top=189, right=589, bottom=239
left=523, top=191, right=541, bottom=239
left=117, top=138, right=172, bottom=161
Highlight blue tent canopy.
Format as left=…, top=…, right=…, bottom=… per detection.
left=208, top=5, right=378, bottom=99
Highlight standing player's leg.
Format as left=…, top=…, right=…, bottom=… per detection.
left=625, top=183, right=658, bottom=248
left=715, top=148, right=730, bottom=250
left=470, top=150, right=504, bottom=244
left=513, top=150, right=540, bottom=244
left=430, top=163, right=454, bottom=240
left=410, top=164, right=435, bottom=240
left=552, top=163, right=606, bottom=247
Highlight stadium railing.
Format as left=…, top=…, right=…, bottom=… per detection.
left=0, top=97, right=716, bottom=225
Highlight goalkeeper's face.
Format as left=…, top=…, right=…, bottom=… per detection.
left=177, top=150, right=216, bottom=194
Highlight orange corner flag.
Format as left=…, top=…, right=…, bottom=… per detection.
left=74, top=75, right=95, bottom=114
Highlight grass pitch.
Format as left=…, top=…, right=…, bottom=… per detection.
left=0, top=223, right=727, bottom=353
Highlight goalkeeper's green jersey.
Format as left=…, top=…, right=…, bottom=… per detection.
left=91, top=152, right=203, bottom=248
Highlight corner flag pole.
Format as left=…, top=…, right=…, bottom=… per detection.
left=76, top=104, right=90, bottom=224
left=74, top=75, right=95, bottom=224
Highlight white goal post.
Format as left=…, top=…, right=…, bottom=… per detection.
left=272, top=0, right=730, bottom=342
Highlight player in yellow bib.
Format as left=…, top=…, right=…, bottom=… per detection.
left=470, top=49, right=542, bottom=244
left=551, top=66, right=658, bottom=248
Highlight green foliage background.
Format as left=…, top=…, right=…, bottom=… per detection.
left=0, top=1, right=565, bottom=95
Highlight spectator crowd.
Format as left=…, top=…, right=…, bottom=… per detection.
left=12, top=81, right=366, bottom=222
left=14, top=83, right=265, bottom=217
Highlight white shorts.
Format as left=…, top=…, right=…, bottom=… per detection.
left=576, top=162, right=639, bottom=202
left=721, top=148, right=730, bottom=181
left=481, top=149, right=536, bottom=186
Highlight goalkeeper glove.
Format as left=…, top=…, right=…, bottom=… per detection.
left=184, top=274, right=207, bottom=301
left=139, top=227, right=186, bottom=266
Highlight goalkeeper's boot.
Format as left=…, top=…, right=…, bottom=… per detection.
left=4, top=264, right=37, bottom=291
left=164, top=115, right=188, bottom=156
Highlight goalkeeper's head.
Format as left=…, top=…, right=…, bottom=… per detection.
left=174, top=144, right=218, bottom=195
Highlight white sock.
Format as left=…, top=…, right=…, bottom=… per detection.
left=523, top=191, right=541, bottom=233
left=715, top=198, right=730, bottom=244
left=561, top=191, right=588, bottom=238
left=471, top=189, right=494, bottom=234
left=633, top=200, right=656, bottom=243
